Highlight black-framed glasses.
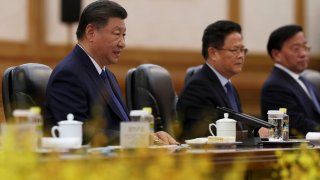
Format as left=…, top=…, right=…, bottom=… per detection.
left=215, top=47, right=248, bottom=55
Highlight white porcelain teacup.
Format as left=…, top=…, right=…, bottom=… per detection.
left=51, top=113, right=83, bottom=148
left=209, top=113, right=236, bottom=142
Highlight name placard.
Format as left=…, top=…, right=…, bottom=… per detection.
left=120, top=122, right=150, bottom=148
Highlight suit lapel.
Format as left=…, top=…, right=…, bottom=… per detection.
left=275, top=67, right=319, bottom=114
left=74, top=46, right=128, bottom=122
left=203, top=64, right=241, bottom=111
left=105, top=68, right=130, bottom=117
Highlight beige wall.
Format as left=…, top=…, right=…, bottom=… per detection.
left=0, top=0, right=28, bottom=41
left=1, top=0, right=320, bottom=55
left=242, top=0, right=295, bottom=53
left=306, top=0, right=320, bottom=56
left=0, top=0, right=319, bottom=120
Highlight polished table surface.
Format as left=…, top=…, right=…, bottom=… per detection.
left=44, top=141, right=316, bottom=167
left=37, top=140, right=318, bottom=179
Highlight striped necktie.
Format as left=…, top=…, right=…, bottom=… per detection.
left=100, top=70, right=129, bottom=121
left=225, top=82, right=244, bottom=130
left=299, top=76, right=320, bottom=113
left=225, top=82, right=239, bottom=112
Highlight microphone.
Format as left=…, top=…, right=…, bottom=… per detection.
left=216, top=107, right=275, bottom=128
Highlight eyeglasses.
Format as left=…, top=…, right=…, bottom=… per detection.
left=215, top=47, right=248, bottom=55
left=289, top=44, right=311, bottom=54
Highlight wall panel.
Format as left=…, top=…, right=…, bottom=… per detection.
left=45, top=0, right=78, bottom=44
left=0, top=0, right=28, bottom=42
left=306, top=0, right=320, bottom=56
left=0, top=0, right=319, bottom=121
left=242, top=0, right=295, bottom=53
left=115, top=0, right=227, bottom=50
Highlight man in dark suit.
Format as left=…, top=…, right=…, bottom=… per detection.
left=44, top=0, right=177, bottom=145
left=261, top=25, right=320, bottom=136
left=176, top=20, right=252, bottom=140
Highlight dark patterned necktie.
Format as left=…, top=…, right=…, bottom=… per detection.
left=100, top=70, right=129, bottom=121
left=299, top=76, right=320, bottom=113
left=225, top=82, right=244, bottom=130
left=225, top=82, right=239, bottom=112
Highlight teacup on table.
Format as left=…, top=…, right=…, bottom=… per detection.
left=48, top=113, right=83, bottom=149
left=208, top=113, right=236, bottom=142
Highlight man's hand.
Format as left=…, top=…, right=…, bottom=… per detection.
left=152, top=131, right=179, bottom=145
left=258, top=127, right=269, bottom=138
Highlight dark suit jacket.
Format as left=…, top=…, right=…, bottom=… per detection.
left=261, top=67, right=320, bottom=136
left=176, top=63, right=242, bottom=140
left=44, top=45, right=129, bottom=144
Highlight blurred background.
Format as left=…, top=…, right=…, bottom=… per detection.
left=0, top=0, right=319, bottom=120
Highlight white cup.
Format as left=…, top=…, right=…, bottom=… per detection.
left=51, top=114, right=83, bottom=148
left=209, top=113, right=236, bottom=142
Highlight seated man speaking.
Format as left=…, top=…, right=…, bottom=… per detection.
left=44, top=0, right=177, bottom=146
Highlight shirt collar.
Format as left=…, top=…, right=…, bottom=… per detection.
left=206, top=62, right=230, bottom=87
left=77, top=44, right=104, bottom=74
left=275, top=63, right=301, bottom=80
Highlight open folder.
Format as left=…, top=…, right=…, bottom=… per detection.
left=216, top=107, right=275, bottom=128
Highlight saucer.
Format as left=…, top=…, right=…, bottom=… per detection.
left=41, top=137, right=81, bottom=149
left=185, top=137, right=241, bottom=149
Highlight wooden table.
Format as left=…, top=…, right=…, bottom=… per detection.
left=40, top=143, right=318, bottom=179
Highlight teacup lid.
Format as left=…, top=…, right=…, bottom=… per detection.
left=58, top=113, right=83, bottom=125
left=267, top=110, right=284, bottom=115
left=217, top=113, right=236, bottom=123
left=129, top=110, right=148, bottom=117
left=13, top=109, right=32, bottom=117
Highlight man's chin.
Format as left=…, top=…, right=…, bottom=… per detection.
left=234, top=67, right=243, bottom=74
left=109, top=58, right=119, bottom=64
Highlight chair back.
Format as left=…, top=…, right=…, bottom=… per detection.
left=125, top=68, right=136, bottom=111
left=125, top=64, right=177, bottom=134
left=184, top=65, right=203, bottom=84
left=2, top=63, right=52, bottom=121
left=302, top=69, right=320, bottom=93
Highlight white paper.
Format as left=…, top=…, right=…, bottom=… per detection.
left=120, top=122, right=150, bottom=148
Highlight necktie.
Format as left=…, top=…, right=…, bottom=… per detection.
left=299, top=76, right=320, bottom=113
left=225, top=82, right=239, bottom=112
left=225, top=82, right=244, bottom=130
left=100, top=70, right=129, bottom=121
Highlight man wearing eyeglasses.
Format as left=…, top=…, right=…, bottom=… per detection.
left=261, top=25, right=320, bottom=136
left=176, top=20, right=251, bottom=140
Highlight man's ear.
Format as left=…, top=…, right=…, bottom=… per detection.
left=208, top=47, right=217, bottom=61
left=271, top=49, right=282, bottom=63
left=85, top=24, right=96, bottom=42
